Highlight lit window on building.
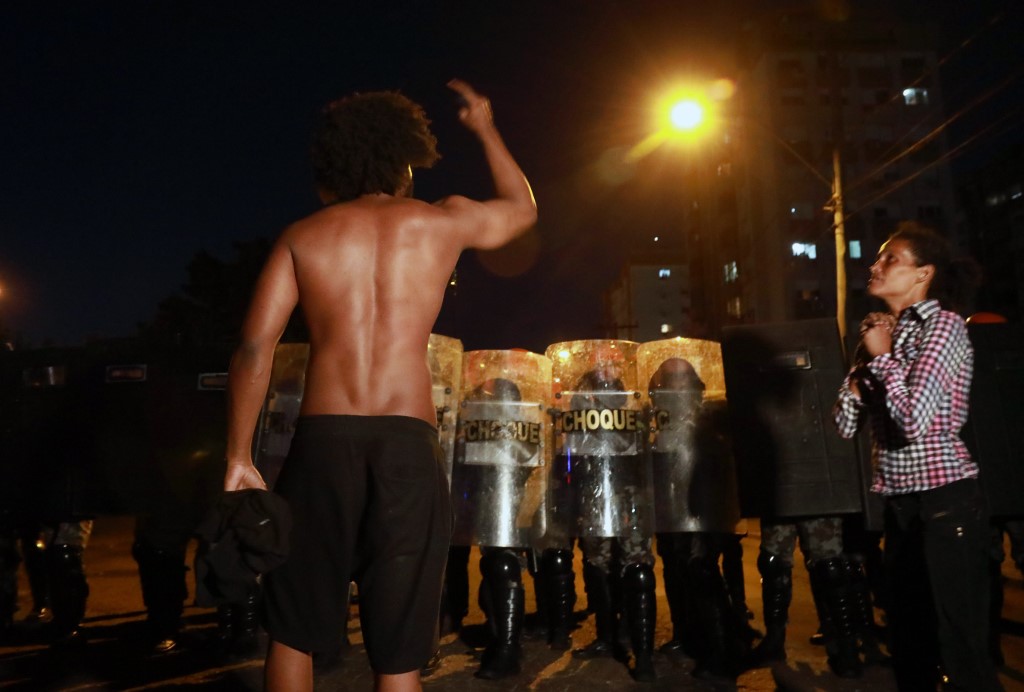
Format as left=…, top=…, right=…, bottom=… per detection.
left=660, top=323, right=673, bottom=334
left=658, top=268, right=671, bottom=278
left=726, top=297, right=742, bottom=318
left=792, top=242, right=817, bottom=259
left=849, top=240, right=862, bottom=259
left=722, top=261, right=738, bottom=283
left=902, top=88, right=929, bottom=106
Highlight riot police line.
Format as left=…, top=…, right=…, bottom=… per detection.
left=0, top=331, right=867, bottom=679
left=4, top=323, right=1020, bottom=681
left=254, top=335, right=755, bottom=682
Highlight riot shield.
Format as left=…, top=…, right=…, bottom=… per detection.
left=253, top=343, right=309, bottom=489
left=545, top=340, right=650, bottom=540
left=428, top=334, right=463, bottom=485
left=450, top=350, right=551, bottom=549
left=638, top=338, right=741, bottom=533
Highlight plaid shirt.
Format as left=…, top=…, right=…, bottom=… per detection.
left=833, top=299, right=978, bottom=495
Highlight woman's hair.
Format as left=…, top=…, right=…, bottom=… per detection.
left=888, top=220, right=981, bottom=313
left=311, top=91, right=440, bottom=202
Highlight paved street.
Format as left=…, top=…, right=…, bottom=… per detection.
left=2, top=516, right=1022, bottom=691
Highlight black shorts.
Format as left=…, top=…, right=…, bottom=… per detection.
left=262, top=415, right=452, bottom=674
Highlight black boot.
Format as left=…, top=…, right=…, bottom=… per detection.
left=573, top=561, right=621, bottom=660
left=132, top=540, right=187, bottom=653
left=811, top=557, right=863, bottom=679
left=475, top=551, right=524, bottom=680
left=20, top=527, right=52, bottom=623
left=46, top=544, right=89, bottom=646
left=541, top=548, right=575, bottom=650
left=623, top=563, right=657, bottom=682
left=750, top=551, right=791, bottom=664
left=689, top=557, right=744, bottom=682
left=656, top=534, right=688, bottom=658
left=845, top=556, right=889, bottom=666
left=806, top=557, right=830, bottom=647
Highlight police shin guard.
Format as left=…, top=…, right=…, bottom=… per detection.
left=475, top=551, right=524, bottom=680
left=623, top=563, right=657, bottom=683
left=811, top=557, right=863, bottom=679
left=46, top=545, right=89, bottom=644
left=751, top=551, right=791, bottom=664
left=132, top=541, right=187, bottom=652
left=541, top=548, right=575, bottom=650
left=573, top=561, right=620, bottom=660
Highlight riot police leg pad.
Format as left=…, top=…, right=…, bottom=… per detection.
left=573, top=561, right=622, bottom=660
left=541, top=548, right=575, bottom=650
left=751, top=550, right=791, bottom=665
left=623, top=562, right=657, bottom=682
left=687, top=557, right=743, bottom=681
left=475, top=551, right=524, bottom=680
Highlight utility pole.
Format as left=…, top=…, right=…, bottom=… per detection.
left=831, top=147, right=847, bottom=344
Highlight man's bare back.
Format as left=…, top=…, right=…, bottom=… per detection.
left=279, top=196, right=464, bottom=424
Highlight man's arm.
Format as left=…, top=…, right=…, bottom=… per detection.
left=224, top=237, right=299, bottom=491
left=440, top=79, right=537, bottom=250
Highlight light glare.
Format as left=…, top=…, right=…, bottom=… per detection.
left=670, top=100, right=703, bottom=131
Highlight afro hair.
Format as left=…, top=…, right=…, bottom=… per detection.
left=311, top=91, right=440, bottom=202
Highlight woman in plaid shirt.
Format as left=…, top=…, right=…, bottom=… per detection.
left=833, top=222, right=1002, bottom=691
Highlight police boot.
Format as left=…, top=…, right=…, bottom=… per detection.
left=689, top=558, right=744, bottom=682
left=845, top=557, right=889, bottom=666
left=573, top=561, right=621, bottom=660
left=21, top=529, right=52, bottom=627
left=623, top=563, right=657, bottom=683
left=750, top=551, right=791, bottom=665
left=541, top=548, right=575, bottom=650
left=806, top=557, right=829, bottom=646
left=811, top=557, right=863, bottom=679
left=656, top=535, right=688, bottom=658
left=132, top=541, right=187, bottom=653
left=475, top=551, right=524, bottom=680
left=46, top=544, right=89, bottom=646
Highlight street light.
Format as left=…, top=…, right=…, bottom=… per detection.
left=669, top=99, right=704, bottom=131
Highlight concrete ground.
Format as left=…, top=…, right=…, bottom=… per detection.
left=1, top=515, right=1022, bottom=691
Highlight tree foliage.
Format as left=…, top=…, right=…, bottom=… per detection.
left=140, top=238, right=307, bottom=347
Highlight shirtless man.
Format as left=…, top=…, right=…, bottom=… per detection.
left=223, top=80, right=536, bottom=692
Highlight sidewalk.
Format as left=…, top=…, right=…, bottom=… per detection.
left=2, top=516, right=1022, bottom=690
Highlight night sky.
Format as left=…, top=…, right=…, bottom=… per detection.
left=2, top=1, right=1021, bottom=353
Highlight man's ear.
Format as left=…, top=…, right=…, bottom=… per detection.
left=917, top=264, right=935, bottom=283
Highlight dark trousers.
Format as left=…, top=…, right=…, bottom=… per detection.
left=884, top=478, right=1002, bottom=692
